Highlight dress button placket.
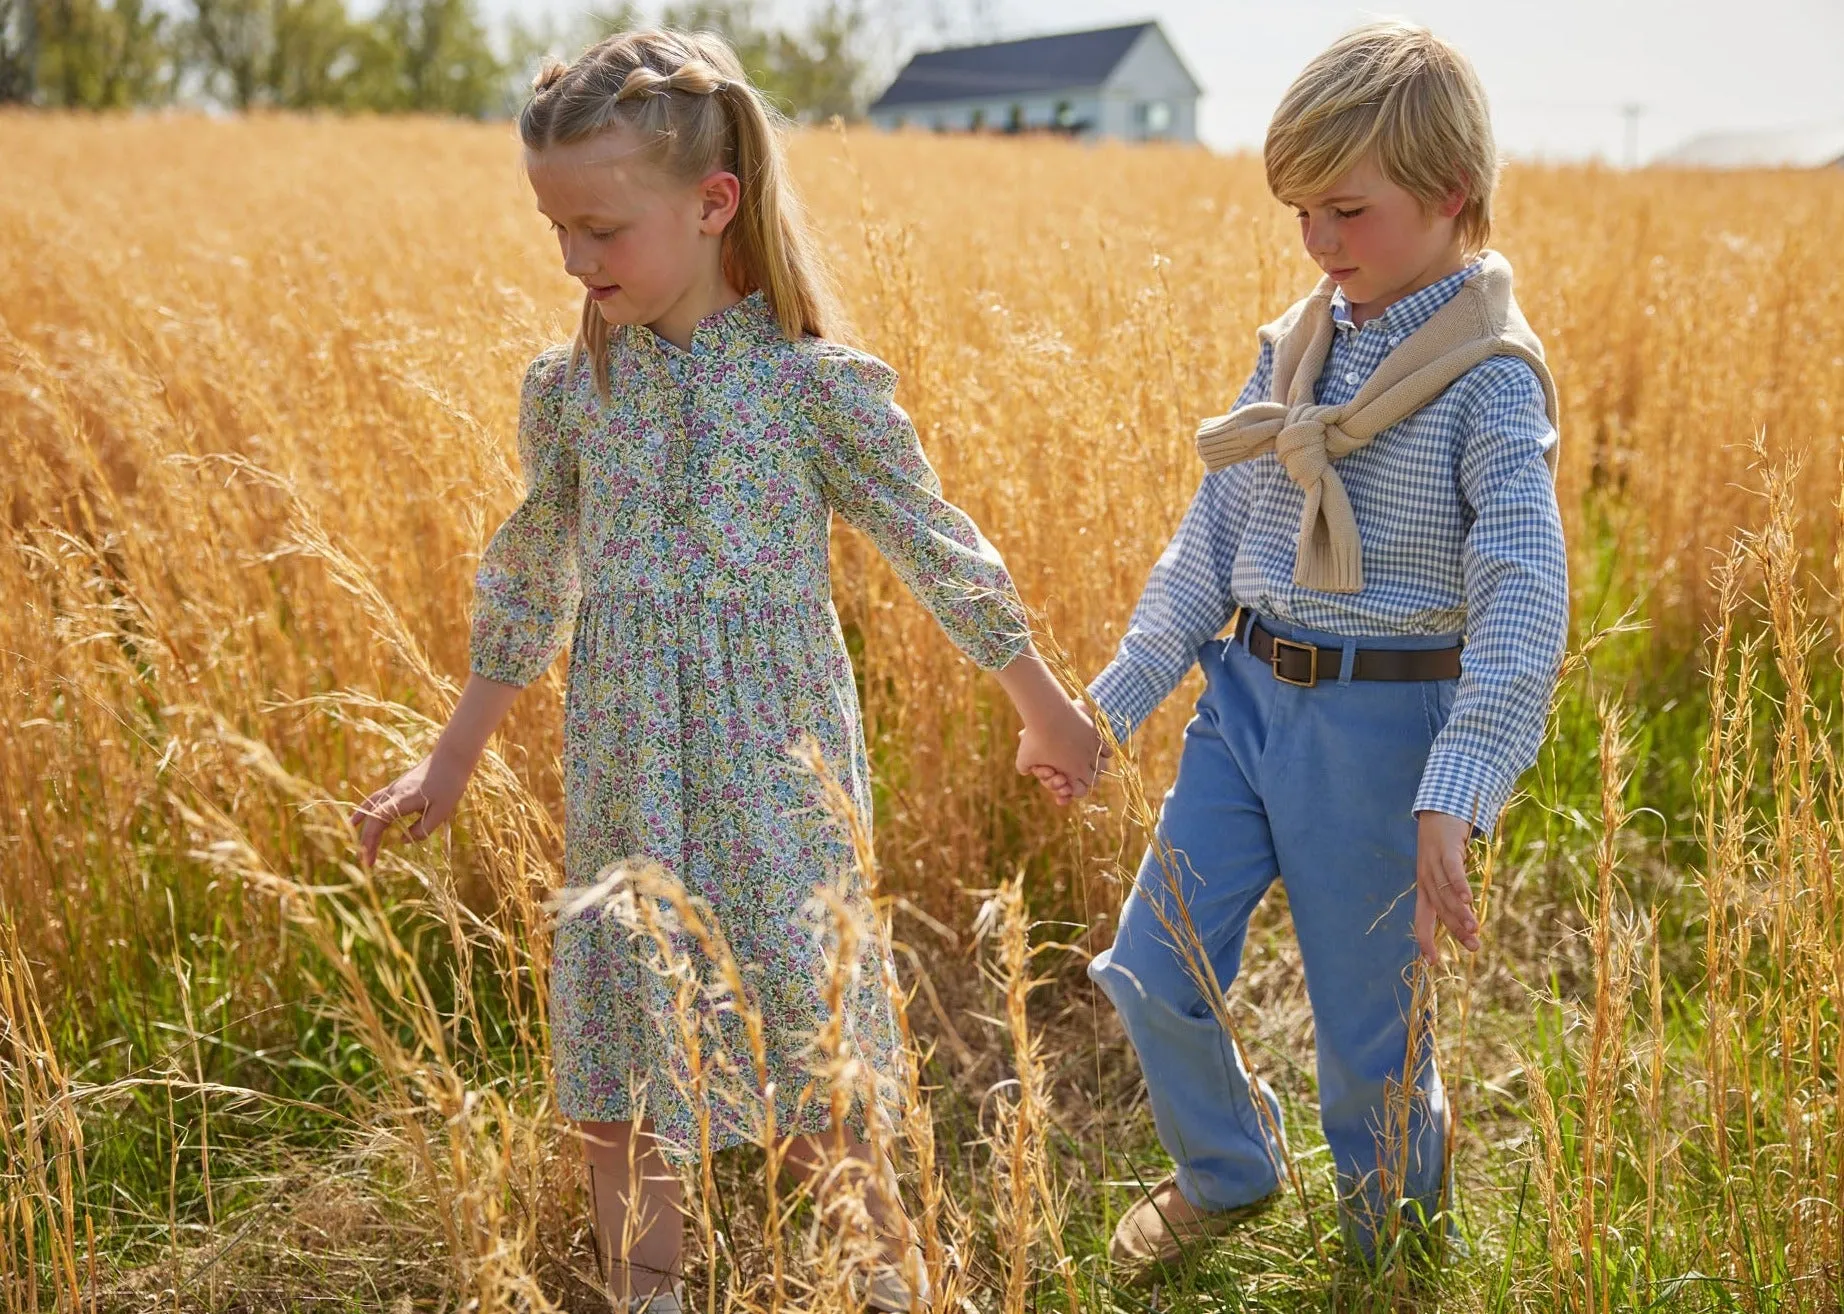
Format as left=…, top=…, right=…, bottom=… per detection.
left=666, top=355, right=699, bottom=547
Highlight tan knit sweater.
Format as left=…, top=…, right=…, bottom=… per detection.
left=1195, top=249, right=1559, bottom=594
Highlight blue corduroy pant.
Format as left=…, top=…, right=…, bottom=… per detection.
left=1089, top=613, right=1460, bottom=1257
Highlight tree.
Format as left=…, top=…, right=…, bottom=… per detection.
left=767, top=0, right=870, bottom=123
left=0, top=0, right=36, bottom=102
left=3, top=0, right=174, bottom=107
left=186, top=0, right=266, bottom=108
left=181, top=0, right=442, bottom=113
left=269, top=0, right=366, bottom=109
left=580, top=0, right=878, bottom=122
left=369, top=0, right=502, bottom=116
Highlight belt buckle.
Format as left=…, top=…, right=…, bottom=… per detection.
left=1270, top=636, right=1319, bottom=687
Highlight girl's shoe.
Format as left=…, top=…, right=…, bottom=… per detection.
left=625, top=1280, right=685, bottom=1314
left=853, top=1244, right=932, bottom=1313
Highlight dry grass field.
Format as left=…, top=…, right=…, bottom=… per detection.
left=3, top=113, right=1844, bottom=1311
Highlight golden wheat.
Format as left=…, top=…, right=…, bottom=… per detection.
left=3, top=113, right=1843, bottom=1311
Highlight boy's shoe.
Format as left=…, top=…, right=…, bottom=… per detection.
left=851, top=1243, right=934, bottom=1312
left=1109, top=1177, right=1279, bottom=1282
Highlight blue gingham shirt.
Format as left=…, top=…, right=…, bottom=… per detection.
left=1090, top=261, right=1569, bottom=832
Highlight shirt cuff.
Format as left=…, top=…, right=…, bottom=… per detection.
left=1087, top=661, right=1165, bottom=744
left=1414, top=750, right=1516, bottom=838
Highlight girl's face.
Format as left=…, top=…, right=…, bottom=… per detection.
left=1286, top=153, right=1466, bottom=320
left=525, top=125, right=740, bottom=330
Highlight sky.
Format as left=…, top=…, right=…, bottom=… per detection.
left=483, top=0, right=1844, bottom=164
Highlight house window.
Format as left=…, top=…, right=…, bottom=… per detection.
left=1136, top=100, right=1173, bottom=136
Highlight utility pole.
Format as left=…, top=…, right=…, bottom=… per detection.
left=1622, top=102, right=1644, bottom=169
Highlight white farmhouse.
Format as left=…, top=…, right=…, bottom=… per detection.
left=866, top=21, right=1202, bottom=144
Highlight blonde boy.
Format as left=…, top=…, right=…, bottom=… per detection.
left=1056, top=21, right=1568, bottom=1269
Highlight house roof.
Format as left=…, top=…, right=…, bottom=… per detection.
left=869, top=22, right=1159, bottom=111
left=1659, top=122, right=1844, bottom=169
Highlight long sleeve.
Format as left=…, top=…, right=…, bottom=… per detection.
left=1412, top=356, right=1569, bottom=833
left=808, top=344, right=1030, bottom=672
left=1086, top=343, right=1272, bottom=740
left=469, top=348, right=583, bottom=687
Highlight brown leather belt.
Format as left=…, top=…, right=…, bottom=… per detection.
left=1228, top=608, right=1462, bottom=688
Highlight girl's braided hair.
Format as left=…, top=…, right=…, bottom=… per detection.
left=521, top=29, right=837, bottom=395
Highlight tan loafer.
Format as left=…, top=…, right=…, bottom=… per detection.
left=1109, top=1176, right=1278, bottom=1281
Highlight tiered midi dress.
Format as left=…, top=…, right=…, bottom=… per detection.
left=468, top=291, right=1030, bottom=1156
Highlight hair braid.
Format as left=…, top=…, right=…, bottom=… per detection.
left=518, top=28, right=841, bottom=397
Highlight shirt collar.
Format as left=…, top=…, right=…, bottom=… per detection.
left=1330, top=259, right=1481, bottom=335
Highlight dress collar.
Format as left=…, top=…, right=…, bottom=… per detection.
left=1330, top=259, right=1481, bottom=335
left=623, top=289, right=781, bottom=365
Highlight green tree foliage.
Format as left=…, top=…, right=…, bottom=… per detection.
left=4, top=0, right=173, bottom=107
left=183, top=0, right=502, bottom=114
left=367, top=0, right=503, bottom=114
left=0, top=0, right=31, bottom=101
left=513, top=0, right=875, bottom=122
left=1, top=0, right=875, bottom=119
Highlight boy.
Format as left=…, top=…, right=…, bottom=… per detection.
left=1042, top=20, right=1568, bottom=1269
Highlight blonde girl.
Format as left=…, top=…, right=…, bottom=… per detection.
left=348, top=27, right=1104, bottom=1313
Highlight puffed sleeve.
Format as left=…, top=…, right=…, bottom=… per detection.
left=807, top=343, right=1031, bottom=671
left=468, top=348, right=583, bottom=686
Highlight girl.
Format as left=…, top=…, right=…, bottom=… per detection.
left=348, top=27, right=1104, bottom=1314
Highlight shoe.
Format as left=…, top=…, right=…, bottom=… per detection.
left=1109, top=1176, right=1278, bottom=1282
left=625, top=1281, right=684, bottom=1314
left=853, top=1244, right=932, bottom=1312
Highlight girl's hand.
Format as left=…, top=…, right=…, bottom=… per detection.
left=348, top=750, right=473, bottom=869
left=1413, top=809, right=1480, bottom=964
left=1015, top=703, right=1109, bottom=806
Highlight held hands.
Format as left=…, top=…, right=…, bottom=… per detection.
left=1015, top=701, right=1110, bottom=806
left=348, top=749, right=474, bottom=869
left=1414, top=809, right=1482, bottom=965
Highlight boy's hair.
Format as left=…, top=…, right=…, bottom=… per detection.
left=520, top=28, right=838, bottom=395
left=1265, top=21, right=1498, bottom=253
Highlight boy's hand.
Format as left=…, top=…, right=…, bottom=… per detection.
left=1015, top=703, right=1110, bottom=806
left=1413, top=810, right=1480, bottom=964
left=348, top=750, right=472, bottom=869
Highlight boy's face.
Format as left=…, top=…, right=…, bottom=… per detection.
left=1286, top=154, right=1466, bottom=318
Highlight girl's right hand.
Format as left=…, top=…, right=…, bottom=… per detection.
left=348, top=750, right=472, bottom=868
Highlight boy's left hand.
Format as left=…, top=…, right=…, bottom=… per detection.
left=1414, top=810, right=1481, bottom=964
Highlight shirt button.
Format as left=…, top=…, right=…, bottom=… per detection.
left=1388, top=334, right=1402, bottom=346
left=1344, top=370, right=1359, bottom=384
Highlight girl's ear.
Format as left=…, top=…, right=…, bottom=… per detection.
left=1437, top=185, right=1467, bottom=220
left=697, top=171, right=742, bottom=236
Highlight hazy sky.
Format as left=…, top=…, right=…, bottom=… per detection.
left=485, top=1, right=1842, bottom=164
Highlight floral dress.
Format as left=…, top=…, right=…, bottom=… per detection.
left=469, top=291, right=1030, bottom=1157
